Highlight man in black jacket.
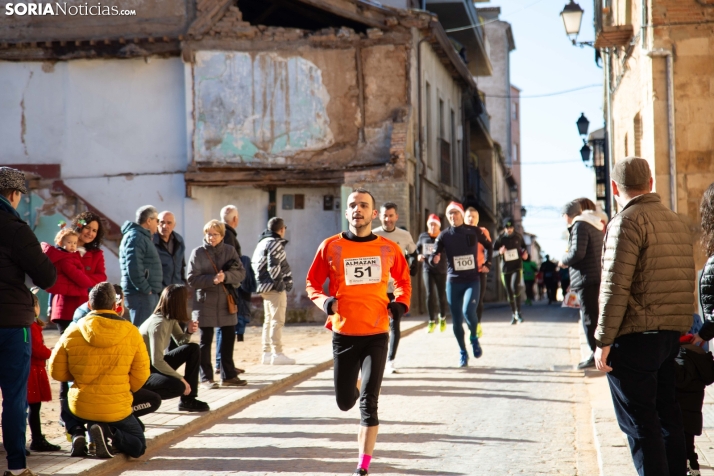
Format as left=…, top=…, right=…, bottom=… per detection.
left=558, top=200, right=604, bottom=369
left=0, top=167, right=57, bottom=476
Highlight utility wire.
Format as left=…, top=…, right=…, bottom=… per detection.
left=487, top=84, right=603, bottom=99
left=444, top=0, right=548, bottom=33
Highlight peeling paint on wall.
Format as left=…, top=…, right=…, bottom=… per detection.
left=194, top=51, right=334, bottom=163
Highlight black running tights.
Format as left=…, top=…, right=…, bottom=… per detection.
left=333, top=332, right=388, bottom=427
left=423, top=272, right=448, bottom=322
left=501, top=271, right=522, bottom=313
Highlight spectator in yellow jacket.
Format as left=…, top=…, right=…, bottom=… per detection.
left=50, top=282, right=150, bottom=459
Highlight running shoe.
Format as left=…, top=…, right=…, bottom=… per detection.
left=510, top=314, right=518, bottom=325
left=439, top=316, right=447, bottom=332
left=200, top=380, right=219, bottom=390
left=470, top=336, right=483, bottom=359
left=88, top=424, right=114, bottom=459
left=688, top=467, right=701, bottom=476
left=427, top=321, right=436, bottom=333
left=385, top=360, right=396, bottom=374
left=271, top=353, right=296, bottom=365
left=459, top=350, right=468, bottom=367
left=70, top=434, right=88, bottom=457
left=516, top=312, right=523, bottom=323
left=476, top=323, right=483, bottom=339
left=261, top=352, right=271, bottom=365
left=353, top=469, right=369, bottom=475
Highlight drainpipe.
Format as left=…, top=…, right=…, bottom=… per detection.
left=647, top=48, right=676, bottom=212
left=604, top=48, right=616, bottom=215
left=416, top=37, right=428, bottom=232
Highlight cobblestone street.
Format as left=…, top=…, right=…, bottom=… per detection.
left=107, top=302, right=600, bottom=476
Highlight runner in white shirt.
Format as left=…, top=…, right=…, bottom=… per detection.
left=373, top=202, right=416, bottom=374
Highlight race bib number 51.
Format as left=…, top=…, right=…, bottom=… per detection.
left=344, top=257, right=382, bottom=286
left=453, top=254, right=475, bottom=271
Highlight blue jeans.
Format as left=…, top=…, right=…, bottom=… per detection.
left=607, top=331, right=686, bottom=476
left=125, top=293, right=159, bottom=328
left=215, top=315, right=250, bottom=369
left=0, top=328, right=31, bottom=470
left=446, top=280, right=480, bottom=352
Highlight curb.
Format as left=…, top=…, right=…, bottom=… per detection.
left=88, top=320, right=428, bottom=476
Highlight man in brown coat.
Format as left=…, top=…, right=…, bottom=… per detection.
left=595, top=157, right=694, bottom=476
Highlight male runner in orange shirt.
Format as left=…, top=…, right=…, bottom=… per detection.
left=306, top=188, right=411, bottom=476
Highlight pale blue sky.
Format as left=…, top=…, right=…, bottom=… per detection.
left=484, top=0, right=603, bottom=258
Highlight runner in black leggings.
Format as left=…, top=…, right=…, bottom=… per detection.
left=416, top=214, right=448, bottom=333
left=306, top=188, right=412, bottom=476
left=493, top=218, right=528, bottom=325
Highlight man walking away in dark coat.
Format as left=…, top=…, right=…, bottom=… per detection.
left=595, top=157, right=694, bottom=476
left=559, top=200, right=604, bottom=369
left=0, top=167, right=57, bottom=476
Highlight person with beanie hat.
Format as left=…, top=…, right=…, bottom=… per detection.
left=416, top=214, right=448, bottom=333
left=558, top=198, right=604, bottom=369
left=431, top=201, right=492, bottom=367
left=493, top=219, right=528, bottom=324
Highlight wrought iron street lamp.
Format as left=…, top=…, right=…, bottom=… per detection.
left=577, top=113, right=590, bottom=137
left=560, top=1, right=594, bottom=48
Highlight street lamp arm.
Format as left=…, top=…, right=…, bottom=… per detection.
left=572, top=40, right=595, bottom=48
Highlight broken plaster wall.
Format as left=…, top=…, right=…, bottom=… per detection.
left=191, top=42, right=409, bottom=171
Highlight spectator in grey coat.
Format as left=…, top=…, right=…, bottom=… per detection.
left=119, top=205, right=163, bottom=328
left=187, top=220, right=246, bottom=388
left=252, top=217, right=294, bottom=366
left=558, top=199, right=604, bottom=369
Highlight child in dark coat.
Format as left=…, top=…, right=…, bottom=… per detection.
left=675, top=333, right=714, bottom=476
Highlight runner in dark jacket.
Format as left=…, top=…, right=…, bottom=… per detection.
left=492, top=219, right=527, bottom=324
left=416, top=214, right=448, bottom=333
left=539, top=257, right=559, bottom=305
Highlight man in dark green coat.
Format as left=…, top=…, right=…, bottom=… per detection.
left=120, top=205, right=163, bottom=328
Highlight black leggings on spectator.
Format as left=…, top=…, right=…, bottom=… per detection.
left=56, top=320, right=72, bottom=404
left=476, top=272, right=487, bottom=324
left=200, top=326, right=237, bottom=382
left=423, top=272, right=448, bottom=322
left=143, top=343, right=200, bottom=400
left=28, top=403, right=43, bottom=440
left=333, top=332, right=388, bottom=427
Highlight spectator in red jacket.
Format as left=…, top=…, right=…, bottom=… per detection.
left=71, top=212, right=108, bottom=286
left=27, top=292, right=60, bottom=453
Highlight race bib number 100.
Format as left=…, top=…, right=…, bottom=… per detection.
left=453, top=254, right=475, bottom=271
left=344, top=257, right=382, bottom=286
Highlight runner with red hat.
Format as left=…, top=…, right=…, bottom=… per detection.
left=430, top=201, right=492, bottom=367
left=416, top=214, right=448, bottom=333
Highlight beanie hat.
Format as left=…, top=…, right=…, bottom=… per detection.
left=445, top=201, right=464, bottom=217
left=427, top=214, right=441, bottom=227
left=562, top=200, right=583, bottom=218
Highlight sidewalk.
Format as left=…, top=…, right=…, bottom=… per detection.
left=19, top=319, right=426, bottom=476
